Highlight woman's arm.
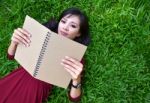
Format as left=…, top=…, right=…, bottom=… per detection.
left=61, top=56, right=84, bottom=102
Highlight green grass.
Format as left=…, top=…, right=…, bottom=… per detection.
left=0, top=0, right=150, bottom=103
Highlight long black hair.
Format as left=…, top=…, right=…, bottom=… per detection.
left=44, top=7, right=90, bottom=46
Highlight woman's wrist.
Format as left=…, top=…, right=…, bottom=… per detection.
left=8, top=41, right=18, bottom=55
left=72, top=76, right=81, bottom=85
left=72, top=82, right=81, bottom=89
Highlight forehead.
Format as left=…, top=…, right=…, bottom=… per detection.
left=62, top=14, right=80, bottom=24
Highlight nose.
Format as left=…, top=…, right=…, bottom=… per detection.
left=63, top=24, right=69, bottom=31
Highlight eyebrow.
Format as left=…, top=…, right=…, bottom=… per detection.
left=62, top=18, right=79, bottom=26
left=71, top=22, right=79, bottom=26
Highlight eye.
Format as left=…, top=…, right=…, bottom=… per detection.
left=61, top=19, right=66, bottom=23
left=71, top=25, right=77, bottom=28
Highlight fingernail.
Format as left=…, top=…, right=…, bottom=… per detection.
left=26, top=43, right=30, bottom=47
left=60, top=62, right=64, bottom=65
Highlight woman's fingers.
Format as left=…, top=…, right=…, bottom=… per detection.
left=11, top=32, right=28, bottom=46
left=61, top=56, right=83, bottom=79
left=65, top=56, right=83, bottom=67
left=61, top=62, right=79, bottom=79
left=62, top=58, right=82, bottom=72
left=18, top=28, right=30, bottom=37
left=64, top=66, right=78, bottom=79
left=61, top=61, right=79, bottom=74
left=11, top=33, right=24, bottom=45
left=11, top=28, right=31, bottom=46
left=16, top=28, right=31, bottom=44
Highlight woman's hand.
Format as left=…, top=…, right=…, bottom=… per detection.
left=11, top=28, right=31, bottom=46
left=61, top=56, right=83, bottom=80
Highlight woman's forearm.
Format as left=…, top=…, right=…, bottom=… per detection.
left=8, top=41, right=17, bottom=55
left=70, top=76, right=81, bottom=98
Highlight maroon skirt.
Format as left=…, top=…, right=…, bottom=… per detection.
left=0, top=67, right=52, bottom=103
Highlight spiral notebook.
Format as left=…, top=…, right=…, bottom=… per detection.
left=14, top=15, right=87, bottom=89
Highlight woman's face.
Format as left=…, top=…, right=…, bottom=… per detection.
left=58, top=14, right=81, bottom=39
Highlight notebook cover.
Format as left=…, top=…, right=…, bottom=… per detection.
left=15, top=15, right=87, bottom=89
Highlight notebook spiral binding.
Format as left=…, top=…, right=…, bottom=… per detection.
left=33, top=31, right=51, bottom=77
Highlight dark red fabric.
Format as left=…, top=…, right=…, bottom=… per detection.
left=7, top=53, right=15, bottom=60
left=0, top=53, right=82, bottom=102
left=0, top=67, right=52, bottom=103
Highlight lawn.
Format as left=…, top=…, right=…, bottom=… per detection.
left=0, top=0, right=150, bottom=103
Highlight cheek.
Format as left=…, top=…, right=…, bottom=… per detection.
left=70, top=28, right=80, bottom=35
left=69, top=29, right=80, bottom=38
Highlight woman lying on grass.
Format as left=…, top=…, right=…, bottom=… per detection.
left=0, top=7, right=90, bottom=103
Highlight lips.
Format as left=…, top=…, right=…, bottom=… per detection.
left=60, top=31, right=68, bottom=36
